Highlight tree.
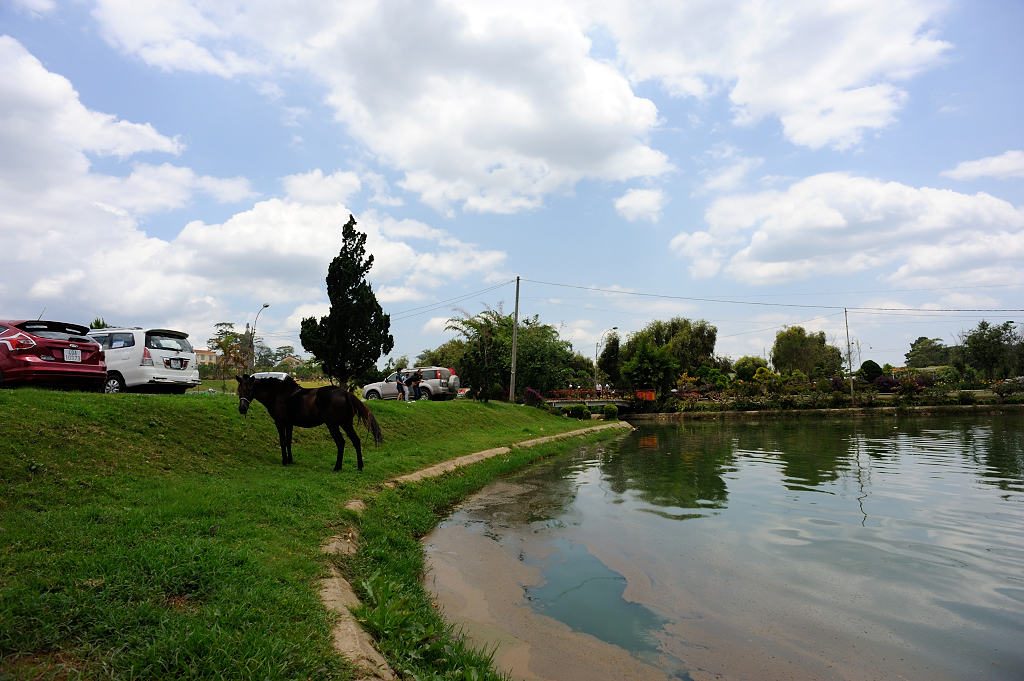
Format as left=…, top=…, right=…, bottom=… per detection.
left=858, top=359, right=883, bottom=383
left=621, top=334, right=679, bottom=395
left=89, top=317, right=109, bottom=329
left=961, top=321, right=1016, bottom=380
left=207, top=322, right=247, bottom=379
left=435, top=306, right=584, bottom=400
left=620, top=318, right=716, bottom=377
left=905, top=337, right=950, bottom=368
left=597, top=332, right=621, bottom=385
left=300, top=215, right=394, bottom=387
left=417, top=340, right=466, bottom=371
left=733, top=356, right=768, bottom=382
left=770, top=326, right=843, bottom=378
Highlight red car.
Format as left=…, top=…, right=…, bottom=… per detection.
left=0, top=320, right=106, bottom=391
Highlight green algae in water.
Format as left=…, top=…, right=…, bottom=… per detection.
left=528, top=538, right=668, bottom=663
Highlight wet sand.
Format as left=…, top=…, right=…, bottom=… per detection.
left=424, top=482, right=671, bottom=681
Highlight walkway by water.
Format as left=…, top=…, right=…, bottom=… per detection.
left=424, top=415, right=1024, bottom=681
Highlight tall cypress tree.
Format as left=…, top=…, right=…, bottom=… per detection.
left=300, top=215, right=394, bottom=387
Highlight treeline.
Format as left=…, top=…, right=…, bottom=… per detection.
left=904, top=321, right=1023, bottom=381
left=411, top=309, right=1023, bottom=402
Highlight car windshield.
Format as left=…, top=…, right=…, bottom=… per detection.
left=146, top=333, right=193, bottom=353
left=17, top=321, right=95, bottom=343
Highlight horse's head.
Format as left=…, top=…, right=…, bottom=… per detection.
left=236, top=374, right=255, bottom=415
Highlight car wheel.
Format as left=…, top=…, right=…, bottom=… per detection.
left=419, top=388, right=432, bottom=401
left=365, top=390, right=381, bottom=400
left=104, top=374, right=126, bottom=394
left=171, top=386, right=188, bottom=395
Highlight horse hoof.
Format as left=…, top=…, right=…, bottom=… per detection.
left=333, top=467, right=343, bottom=472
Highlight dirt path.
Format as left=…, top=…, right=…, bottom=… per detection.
left=319, top=420, right=634, bottom=679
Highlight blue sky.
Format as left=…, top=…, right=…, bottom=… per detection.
left=2, top=0, right=1022, bottom=369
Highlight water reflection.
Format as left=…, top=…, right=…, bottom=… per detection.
left=426, top=414, right=1024, bottom=681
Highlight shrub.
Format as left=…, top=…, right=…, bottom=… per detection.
left=603, top=404, right=618, bottom=420
left=858, top=360, right=883, bottom=383
left=524, top=387, right=545, bottom=407
left=561, top=404, right=590, bottom=420
left=895, top=378, right=922, bottom=397
left=874, top=375, right=899, bottom=393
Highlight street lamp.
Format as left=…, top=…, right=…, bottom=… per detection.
left=251, top=303, right=269, bottom=372
left=595, top=327, right=618, bottom=395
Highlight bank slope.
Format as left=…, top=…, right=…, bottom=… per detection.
left=0, top=390, right=594, bottom=680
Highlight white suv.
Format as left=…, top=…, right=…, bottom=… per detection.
left=89, top=327, right=201, bottom=394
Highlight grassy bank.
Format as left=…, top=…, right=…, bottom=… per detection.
left=0, top=389, right=595, bottom=679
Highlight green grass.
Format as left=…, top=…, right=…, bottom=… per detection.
left=0, top=389, right=595, bottom=679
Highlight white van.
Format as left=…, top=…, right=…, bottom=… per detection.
left=89, top=327, right=202, bottom=394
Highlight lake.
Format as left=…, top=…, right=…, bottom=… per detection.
left=423, top=415, right=1024, bottom=681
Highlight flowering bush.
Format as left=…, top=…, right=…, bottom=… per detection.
left=895, top=378, right=922, bottom=397
left=524, top=387, right=544, bottom=407
left=874, top=376, right=899, bottom=393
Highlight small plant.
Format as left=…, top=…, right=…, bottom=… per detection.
left=603, top=404, right=618, bottom=420
left=524, top=387, right=545, bottom=407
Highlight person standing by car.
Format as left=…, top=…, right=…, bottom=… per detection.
left=411, top=369, right=423, bottom=400
left=396, top=370, right=408, bottom=401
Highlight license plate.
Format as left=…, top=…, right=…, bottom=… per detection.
left=63, top=349, right=82, bottom=362
left=170, top=358, right=182, bottom=369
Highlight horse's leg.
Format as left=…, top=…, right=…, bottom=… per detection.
left=286, top=423, right=294, bottom=464
left=276, top=422, right=289, bottom=466
left=326, top=422, right=346, bottom=472
left=341, top=420, right=363, bottom=471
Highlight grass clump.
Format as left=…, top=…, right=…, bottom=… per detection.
left=0, top=388, right=588, bottom=679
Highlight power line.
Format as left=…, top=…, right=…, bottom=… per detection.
left=389, top=280, right=515, bottom=321
left=521, top=278, right=1024, bottom=313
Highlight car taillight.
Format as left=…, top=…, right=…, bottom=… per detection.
left=141, top=347, right=154, bottom=366
left=8, top=334, right=37, bottom=350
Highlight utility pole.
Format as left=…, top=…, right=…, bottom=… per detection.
left=845, top=308, right=854, bottom=404
left=509, top=276, right=520, bottom=402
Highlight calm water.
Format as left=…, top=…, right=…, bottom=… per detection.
left=426, top=416, right=1024, bottom=680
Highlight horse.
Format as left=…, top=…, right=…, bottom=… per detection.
left=235, top=374, right=383, bottom=471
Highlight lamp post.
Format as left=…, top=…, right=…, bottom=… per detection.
left=251, top=303, right=269, bottom=372
left=595, top=327, right=617, bottom=396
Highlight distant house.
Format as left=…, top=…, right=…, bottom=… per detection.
left=278, top=355, right=303, bottom=370
left=196, top=349, right=218, bottom=366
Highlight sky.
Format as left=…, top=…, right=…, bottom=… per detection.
left=2, top=0, right=1022, bottom=370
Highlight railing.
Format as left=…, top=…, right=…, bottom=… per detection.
left=545, top=389, right=623, bottom=400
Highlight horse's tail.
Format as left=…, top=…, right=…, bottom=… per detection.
left=349, top=392, right=384, bottom=446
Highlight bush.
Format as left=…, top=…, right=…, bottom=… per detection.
left=858, top=360, right=883, bottom=383
left=895, top=378, right=922, bottom=397
left=874, top=375, right=899, bottom=393
left=603, top=404, right=618, bottom=420
left=561, top=404, right=591, bottom=420
left=524, top=387, right=545, bottom=407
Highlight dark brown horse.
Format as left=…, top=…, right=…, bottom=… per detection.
left=236, top=374, right=383, bottom=471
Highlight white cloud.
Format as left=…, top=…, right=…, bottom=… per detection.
left=10, top=0, right=56, bottom=15
left=615, top=188, right=665, bottom=222
left=0, top=38, right=507, bottom=346
left=941, top=150, right=1024, bottom=180
left=671, top=172, right=1024, bottom=286
left=420, top=316, right=451, bottom=334
left=282, top=169, right=361, bottom=204
left=601, top=0, right=950, bottom=150
left=284, top=302, right=330, bottom=330
left=87, top=0, right=672, bottom=213
left=83, top=0, right=952, bottom=207
left=699, top=145, right=763, bottom=192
